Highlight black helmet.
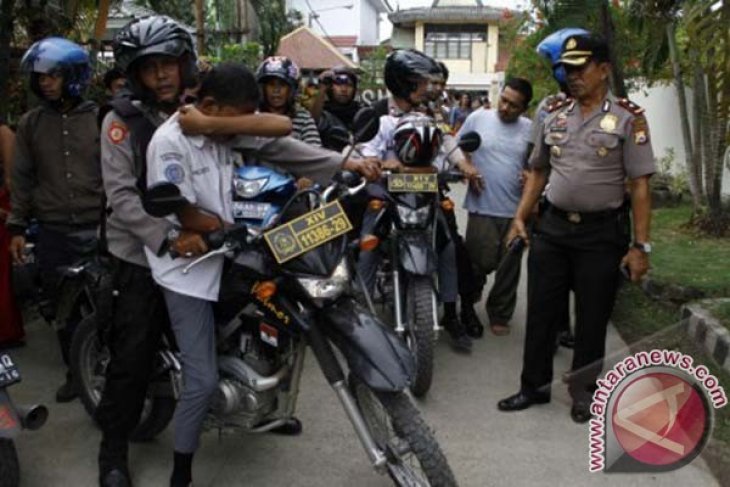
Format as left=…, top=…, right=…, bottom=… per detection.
left=256, top=57, right=299, bottom=89
left=392, top=114, right=442, bottom=167
left=384, top=49, right=440, bottom=100
left=113, top=15, right=197, bottom=95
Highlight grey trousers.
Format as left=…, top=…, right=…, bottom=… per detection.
left=464, top=213, right=523, bottom=323
left=163, top=288, right=218, bottom=454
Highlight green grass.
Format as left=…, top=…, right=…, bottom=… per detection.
left=650, top=204, right=730, bottom=295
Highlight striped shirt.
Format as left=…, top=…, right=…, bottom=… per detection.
left=291, top=107, right=321, bottom=147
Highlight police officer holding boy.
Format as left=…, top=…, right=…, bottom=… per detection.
left=497, top=33, right=655, bottom=423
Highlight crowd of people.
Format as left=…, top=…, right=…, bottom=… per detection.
left=0, top=14, right=655, bottom=487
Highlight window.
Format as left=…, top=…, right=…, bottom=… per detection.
left=424, top=24, right=487, bottom=60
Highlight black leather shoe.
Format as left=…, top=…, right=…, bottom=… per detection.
left=497, top=391, right=550, bottom=412
left=461, top=309, right=484, bottom=339
left=55, top=378, right=78, bottom=403
left=571, top=401, right=592, bottom=423
left=100, top=468, right=132, bottom=487
left=269, top=417, right=303, bottom=436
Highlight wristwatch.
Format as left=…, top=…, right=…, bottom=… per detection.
left=632, top=242, right=652, bottom=254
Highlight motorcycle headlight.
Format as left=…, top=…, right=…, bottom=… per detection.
left=297, top=259, right=350, bottom=300
left=234, top=177, right=268, bottom=198
left=396, top=204, right=431, bottom=225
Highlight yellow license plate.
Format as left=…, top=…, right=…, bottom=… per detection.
left=387, top=173, right=438, bottom=193
left=264, top=201, right=353, bottom=264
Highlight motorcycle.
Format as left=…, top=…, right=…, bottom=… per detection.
left=69, top=163, right=306, bottom=442
left=358, top=131, right=481, bottom=397
left=0, top=352, right=48, bottom=487
left=137, top=162, right=456, bottom=485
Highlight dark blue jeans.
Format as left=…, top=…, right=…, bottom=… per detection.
left=36, top=223, right=97, bottom=366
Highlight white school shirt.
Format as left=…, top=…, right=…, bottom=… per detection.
left=144, top=112, right=234, bottom=301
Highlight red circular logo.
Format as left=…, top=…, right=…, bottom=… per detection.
left=611, top=372, right=709, bottom=467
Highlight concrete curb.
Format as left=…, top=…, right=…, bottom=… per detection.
left=681, top=298, right=730, bottom=374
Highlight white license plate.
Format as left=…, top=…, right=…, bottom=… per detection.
left=233, top=201, right=271, bottom=220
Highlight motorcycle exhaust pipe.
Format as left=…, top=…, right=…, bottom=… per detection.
left=18, top=404, right=48, bottom=431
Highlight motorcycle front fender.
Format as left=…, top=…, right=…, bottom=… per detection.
left=398, top=234, right=437, bottom=275
left=319, top=299, right=414, bottom=392
left=0, top=390, right=22, bottom=439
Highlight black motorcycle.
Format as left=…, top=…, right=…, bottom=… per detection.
left=0, top=352, right=48, bottom=487
left=133, top=171, right=458, bottom=485
left=358, top=132, right=480, bottom=397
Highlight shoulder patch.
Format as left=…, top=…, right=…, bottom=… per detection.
left=617, top=98, right=645, bottom=116
left=547, top=98, right=573, bottom=113
left=107, top=120, right=128, bottom=145
left=632, top=115, right=650, bottom=145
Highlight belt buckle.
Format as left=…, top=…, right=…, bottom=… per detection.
left=567, top=211, right=582, bottom=224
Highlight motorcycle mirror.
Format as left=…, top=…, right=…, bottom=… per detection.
left=143, top=183, right=191, bottom=217
left=328, top=126, right=352, bottom=147
left=352, top=107, right=380, bottom=144
left=458, top=131, right=481, bottom=153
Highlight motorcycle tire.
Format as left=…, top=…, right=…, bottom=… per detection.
left=70, top=314, right=175, bottom=442
left=349, top=375, right=457, bottom=487
left=0, top=438, right=20, bottom=487
left=406, top=276, right=435, bottom=398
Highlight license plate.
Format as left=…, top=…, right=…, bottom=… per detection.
left=264, top=201, right=353, bottom=264
left=233, top=201, right=271, bottom=220
left=0, top=354, right=21, bottom=388
left=387, top=173, right=438, bottom=193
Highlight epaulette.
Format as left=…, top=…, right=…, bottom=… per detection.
left=617, top=98, right=645, bottom=116
left=547, top=98, right=573, bottom=113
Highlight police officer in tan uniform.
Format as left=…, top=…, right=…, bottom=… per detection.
left=497, top=33, right=655, bottom=422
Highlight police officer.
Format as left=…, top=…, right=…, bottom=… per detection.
left=497, top=33, right=654, bottom=423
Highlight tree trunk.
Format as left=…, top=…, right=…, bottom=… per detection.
left=90, top=0, right=112, bottom=68
left=599, top=0, right=627, bottom=97
left=690, top=48, right=706, bottom=203
left=0, top=0, right=15, bottom=118
left=667, top=22, right=701, bottom=209
left=194, top=0, right=205, bottom=56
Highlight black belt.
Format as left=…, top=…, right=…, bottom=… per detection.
left=545, top=201, right=623, bottom=224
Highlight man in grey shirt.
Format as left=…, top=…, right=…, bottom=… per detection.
left=458, top=78, right=533, bottom=338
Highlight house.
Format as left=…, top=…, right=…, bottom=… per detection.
left=285, top=0, right=392, bottom=62
left=277, top=26, right=357, bottom=74
left=389, top=0, right=513, bottom=95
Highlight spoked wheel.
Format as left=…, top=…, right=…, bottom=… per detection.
left=70, top=314, right=175, bottom=441
left=349, top=375, right=457, bottom=487
left=405, top=276, right=436, bottom=398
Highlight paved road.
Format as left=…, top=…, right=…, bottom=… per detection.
left=6, top=185, right=720, bottom=486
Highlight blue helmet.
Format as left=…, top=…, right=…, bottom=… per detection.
left=536, top=27, right=590, bottom=86
left=21, top=37, right=91, bottom=99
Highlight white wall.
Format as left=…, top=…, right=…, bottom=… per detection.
left=629, top=82, right=729, bottom=196
left=286, top=0, right=382, bottom=45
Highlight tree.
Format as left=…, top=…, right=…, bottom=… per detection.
left=250, top=0, right=302, bottom=57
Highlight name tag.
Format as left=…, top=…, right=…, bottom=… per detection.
left=264, top=201, right=353, bottom=264
left=387, top=173, right=438, bottom=193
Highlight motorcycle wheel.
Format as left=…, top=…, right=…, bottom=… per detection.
left=0, top=438, right=20, bottom=487
left=349, top=375, right=457, bottom=487
left=405, top=276, right=435, bottom=398
left=70, top=314, right=175, bottom=442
